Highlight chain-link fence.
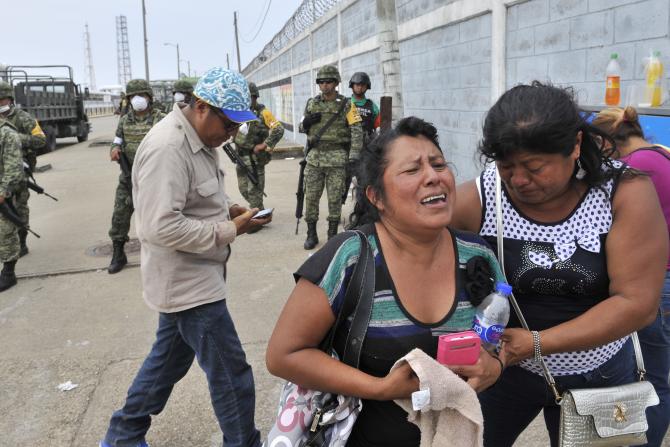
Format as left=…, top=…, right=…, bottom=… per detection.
left=242, top=0, right=341, bottom=76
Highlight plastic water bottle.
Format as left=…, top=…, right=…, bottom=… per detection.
left=472, top=282, right=512, bottom=351
left=645, top=51, right=664, bottom=107
left=605, top=53, right=621, bottom=106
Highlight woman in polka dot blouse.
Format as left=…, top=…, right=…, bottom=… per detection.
left=452, top=82, right=668, bottom=447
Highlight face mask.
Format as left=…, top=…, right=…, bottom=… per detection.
left=0, top=104, right=11, bottom=114
left=130, top=95, right=149, bottom=112
left=173, top=92, right=185, bottom=102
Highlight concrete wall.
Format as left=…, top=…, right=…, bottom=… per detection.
left=506, top=0, right=670, bottom=106
left=245, top=0, right=670, bottom=181
left=400, top=13, right=492, bottom=180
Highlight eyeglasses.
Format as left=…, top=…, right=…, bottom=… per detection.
left=209, top=106, right=243, bottom=132
left=316, top=79, right=336, bottom=85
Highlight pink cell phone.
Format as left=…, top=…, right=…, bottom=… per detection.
left=437, top=330, right=481, bottom=366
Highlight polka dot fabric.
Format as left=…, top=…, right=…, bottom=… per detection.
left=479, top=163, right=630, bottom=376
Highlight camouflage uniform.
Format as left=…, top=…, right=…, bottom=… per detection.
left=0, top=120, right=25, bottom=264
left=4, top=107, right=46, bottom=237
left=300, top=94, right=363, bottom=225
left=108, top=107, right=165, bottom=243
left=233, top=95, right=284, bottom=209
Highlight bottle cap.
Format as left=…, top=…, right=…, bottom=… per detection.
left=611, top=53, right=618, bottom=59
left=653, top=50, right=661, bottom=57
left=495, top=282, right=513, bottom=296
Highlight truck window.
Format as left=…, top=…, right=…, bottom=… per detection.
left=48, top=85, right=66, bottom=94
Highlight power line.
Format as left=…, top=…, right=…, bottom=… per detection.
left=244, top=0, right=270, bottom=38
left=241, top=0, right=272, bottom=43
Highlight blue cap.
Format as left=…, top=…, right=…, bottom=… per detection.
left=194, top=67, right=257, bottom=123
left=495, top=282, right=513, bottom=296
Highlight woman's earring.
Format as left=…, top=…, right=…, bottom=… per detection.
left=575, top=159, right=586, bottom=180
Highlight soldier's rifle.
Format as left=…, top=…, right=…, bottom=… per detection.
left=0, top=200, right=40, bottom=238
left=23, top=162, right=58, bottom=201
left=294, top=141, right=311, bottom=235
left=117, top=151, right=133, bottom=196
left=221, top=143, right=267, bottom=197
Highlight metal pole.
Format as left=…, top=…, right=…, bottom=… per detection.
left=142, top=0, right=150, bottom=81
left=187, top=61, right=191, bottom=77
left=226, top=53, right=230, bottom=69
left=234, top=11, right=241, bottom=71
left=176, top=44, right=181, bottom=78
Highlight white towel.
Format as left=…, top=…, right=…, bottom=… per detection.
left=392, top=348, right=483, bottom=447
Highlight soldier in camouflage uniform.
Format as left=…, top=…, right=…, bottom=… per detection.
left=0, top=119, right=26, bottom=292
left=233, top=82, right=284, bottom=213
left=299, top=65, right=363, bottom=249
left=172, top=79, right=194, bottom=104
left=0, top=81, right=46, bottom=257
left=108, top=79, right=165, bottom=274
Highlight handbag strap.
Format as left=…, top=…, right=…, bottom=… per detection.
left=493, top=169, right=647, bottom=402
left=322, top=230, right=375, bottom=368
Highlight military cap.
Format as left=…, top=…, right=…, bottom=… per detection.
left=349, top=72, right=371, bottom=89
left=172, top=79, right=194, bottom=94
left=0, top=81, right=13, bottom=100
left=125, top=79, right=153, bottom=98
left=316, top=65, right=341, bottom=83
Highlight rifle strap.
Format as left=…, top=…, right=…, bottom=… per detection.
left=309, top=96, right=350, bottom=150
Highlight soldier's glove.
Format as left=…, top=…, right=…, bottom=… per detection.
left=302, top=112, right=322, bottom=131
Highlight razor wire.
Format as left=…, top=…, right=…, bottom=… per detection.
left=242, top=0, right=341, bottom=75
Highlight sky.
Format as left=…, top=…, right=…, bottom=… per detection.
left=2, top=0, right=302, bottom=89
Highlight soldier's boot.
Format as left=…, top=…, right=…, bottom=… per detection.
left=327, top=221, right=339, bottom=240
left=108, top=241, right=128, bottom=274
left=0, top=261, right=17, bottom=292
left=304, top=222, right=319, bottom=250
left=18, top=229, right=28, bottom=258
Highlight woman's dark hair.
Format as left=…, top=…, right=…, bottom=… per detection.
left=347, top=116, right=442, bottom=228
left=479, top=81, right=623, bottom=188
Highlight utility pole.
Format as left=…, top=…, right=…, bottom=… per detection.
left=226, top=53, right=230, bottom=70
left=176, top=44, right=180, bottom=78
left=142, top=0, right=150, bottom=81
left=164, top=42, right=180, bottom=78
left=233, top=11, right=241, bottom=71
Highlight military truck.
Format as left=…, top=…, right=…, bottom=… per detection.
left=0, top=65, right=91, bottom=152
left=149, top=79, right=175, bottom=114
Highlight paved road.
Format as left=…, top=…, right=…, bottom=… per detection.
left=0, top=115, right=666, bottom=446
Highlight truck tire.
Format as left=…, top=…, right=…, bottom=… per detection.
left=77, top=134, right=88, bottom=143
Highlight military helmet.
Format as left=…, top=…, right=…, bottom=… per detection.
left=0, top=81, right=13, bottom=100
left=349, top=72, right=371, bottom=89
left=172, top=79, right=194, bottom=94
left=316, top=65, right=341, bottom=83
left=125, top=79, right=153, bottom=98
left=248, top=82, right=259, bottom=97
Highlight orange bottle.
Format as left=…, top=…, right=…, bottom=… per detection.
left=605, top=53, right=621, bottom=106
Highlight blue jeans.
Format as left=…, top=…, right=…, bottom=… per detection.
left=639, top=271, right=670, bottom=447
left=103, top=299, right=261, bottom=447
left=480, top=339, right=635, bottom=447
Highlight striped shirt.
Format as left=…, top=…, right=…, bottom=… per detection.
left=295, top=223, right=504, bottom=446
